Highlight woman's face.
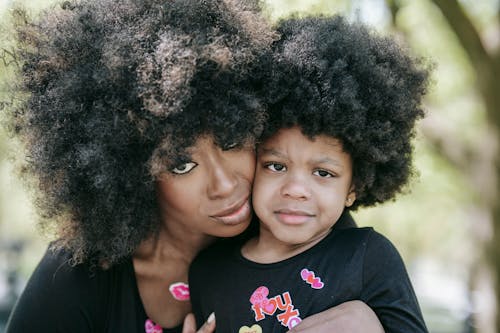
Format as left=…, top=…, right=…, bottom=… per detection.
left=156, top=135, right=255, bottom=237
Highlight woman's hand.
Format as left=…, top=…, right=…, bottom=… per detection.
left=182, top=313, right=216, bottom=333
left=287, top=300, right=384, bottom=333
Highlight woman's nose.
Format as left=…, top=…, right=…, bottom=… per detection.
left=207, top=161, right=238, bottom=199
left=280, top=174, right=311, bottom=200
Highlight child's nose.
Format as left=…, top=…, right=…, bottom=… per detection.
left=280, top=174, right=311, bottom=200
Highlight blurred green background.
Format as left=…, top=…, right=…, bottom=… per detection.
left=1, top=0, right=499, bottom=332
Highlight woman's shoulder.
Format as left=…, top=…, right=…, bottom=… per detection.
left=5, top=245, right=117, bottom=332
left=28, top=245, right=97, bottom=291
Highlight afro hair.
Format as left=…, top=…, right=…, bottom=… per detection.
left=262, top=15, right=430, bottom=210
left=3, top=0, right=276, bottom=265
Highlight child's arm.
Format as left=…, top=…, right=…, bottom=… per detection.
left=360, top=231, right=428, bottom=332
left=286, top=300, right=384, bottom=333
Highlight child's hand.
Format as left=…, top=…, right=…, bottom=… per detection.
left=286, top=300, right=384, bottom=333
left=182, top=313, right=216, bottom=333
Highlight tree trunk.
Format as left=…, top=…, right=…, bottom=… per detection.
left=428, top=1, right=500, bottom=331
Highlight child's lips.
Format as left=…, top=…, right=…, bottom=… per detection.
left=274, top=208, right=315, bottom=225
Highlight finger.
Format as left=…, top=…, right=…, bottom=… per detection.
left=182, top=313, right=197, bottom=333
left=196, top=312, right=216, bottom=333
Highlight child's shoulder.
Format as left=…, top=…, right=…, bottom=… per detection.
left=333, top=225, right=374, bottom=241
left=338, top=226, right=389, bottom=240
left=334, top=226, right=400, bottom=254
left=339, top=227, right=408, bottom=271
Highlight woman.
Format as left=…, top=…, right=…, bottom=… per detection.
left=3, top=0, right=384, bottom=332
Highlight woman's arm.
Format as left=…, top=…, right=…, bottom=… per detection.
left=287, top=300, right=384, bottom=333
left=182, top=301, right=383, bottom=333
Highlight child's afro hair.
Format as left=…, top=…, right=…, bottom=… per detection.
left=262, top=15, right=430, bottom=210
left=3, top=0, right=275, bottom=265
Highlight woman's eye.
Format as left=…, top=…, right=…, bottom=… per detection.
left=313, top=169, right=334, bottom=178
left=171, top=162, right=198, bottom=175
left=266, top=163, right=286, bottom=172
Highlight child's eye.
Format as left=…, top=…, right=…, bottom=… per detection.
left=265, top=162, right=286, bottom=172
left=171, top=162, right=198, bottom=175
left=313, top=169, right=334, bottom=178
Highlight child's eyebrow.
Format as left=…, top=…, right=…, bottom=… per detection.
left=258, top=147, right=286, bottom=158
left=312, top=157, right=345, bottom=169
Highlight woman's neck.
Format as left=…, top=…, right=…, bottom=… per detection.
left=134, top=223, right=216, bottom=264
left=132, top=222, right=216, bottom=328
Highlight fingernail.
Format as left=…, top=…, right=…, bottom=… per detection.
left=207, top=312, right=215, bottom=324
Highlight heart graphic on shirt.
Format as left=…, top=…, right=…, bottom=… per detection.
left=249, top=286, right=269, bottom=305
left=261, top=298, right=277, bottom=315
left=300, top=268, right=324, bottom=289
left=238, top=324, right=262, bottom=333
left=306, top=274, right=324, bottom=289
left=145, top=319, right=162, bottom=333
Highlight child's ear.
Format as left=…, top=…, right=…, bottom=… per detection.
left=345, top=186, right=356, bottom=207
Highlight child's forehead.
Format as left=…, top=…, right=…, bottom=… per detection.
left=257, top=127, right=346, bottom=158
left=260, top=126, right=343, bottom=147
left=257, top=127, right=351, bottom=169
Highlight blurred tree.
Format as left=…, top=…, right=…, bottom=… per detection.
left=387, top=0, right=500, bottom=331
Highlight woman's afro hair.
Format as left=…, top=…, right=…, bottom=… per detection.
left=262, top=15, right=430, bottom=210
left=3, top=0, right=276, bottom=265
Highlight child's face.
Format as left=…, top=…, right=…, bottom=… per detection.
left=252, top=126, right=356, bottom=247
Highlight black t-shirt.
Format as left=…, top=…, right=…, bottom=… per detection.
left=5, top=247, right=182, bottom=333
left=190, top=214, right=428, bottom=333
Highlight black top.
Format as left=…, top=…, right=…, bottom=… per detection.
left=190, top=213, right=428, bottom=333
left=5, top=247, right=182, bottom=333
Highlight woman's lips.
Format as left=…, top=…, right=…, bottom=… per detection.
left=211, top=199, right=251, bottom=225
left=274, top=209, right=315, bottom=225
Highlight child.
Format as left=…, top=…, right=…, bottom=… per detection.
left=189, top=15, right=429, bottom=332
